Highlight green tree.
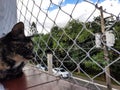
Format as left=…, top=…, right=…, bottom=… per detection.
left=32, top=18, right=120, bottom=81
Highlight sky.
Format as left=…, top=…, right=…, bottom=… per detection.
left=17, top=0, right=120, bottom=35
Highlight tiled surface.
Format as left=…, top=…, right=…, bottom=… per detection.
left=2, top=66, right=88, bottom=90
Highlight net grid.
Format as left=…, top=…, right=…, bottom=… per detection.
left=17, top=0, right=120, bottom=90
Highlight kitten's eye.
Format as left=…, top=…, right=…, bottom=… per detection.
left=26, top=43, right=33, bottom=50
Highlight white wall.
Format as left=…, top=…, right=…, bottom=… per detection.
left=0, top=0, right=17, bottom=38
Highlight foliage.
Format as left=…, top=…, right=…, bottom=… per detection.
left=84, top=51, right=107, bottom=72
left=32, top=18, right=120, bottom=80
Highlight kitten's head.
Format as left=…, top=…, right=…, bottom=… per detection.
left=0, top=22, right=34, bottom=80
left=2, top=22, right=34, bottom=62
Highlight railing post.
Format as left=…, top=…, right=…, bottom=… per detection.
left=47, top=51, right=53, bottom=74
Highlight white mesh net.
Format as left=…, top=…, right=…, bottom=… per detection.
left=17, top=0, right=120, bottom=90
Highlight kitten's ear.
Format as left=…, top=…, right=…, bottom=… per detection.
left=11, top=22, right=25, bottom=37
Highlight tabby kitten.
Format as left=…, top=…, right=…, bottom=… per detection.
left=0, top=22, right=34, bottom=81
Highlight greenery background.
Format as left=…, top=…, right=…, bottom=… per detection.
left=32, top=17, right=120, bottom=82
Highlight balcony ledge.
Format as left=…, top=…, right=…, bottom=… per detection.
left=2, top=65, right=87, bottom=90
